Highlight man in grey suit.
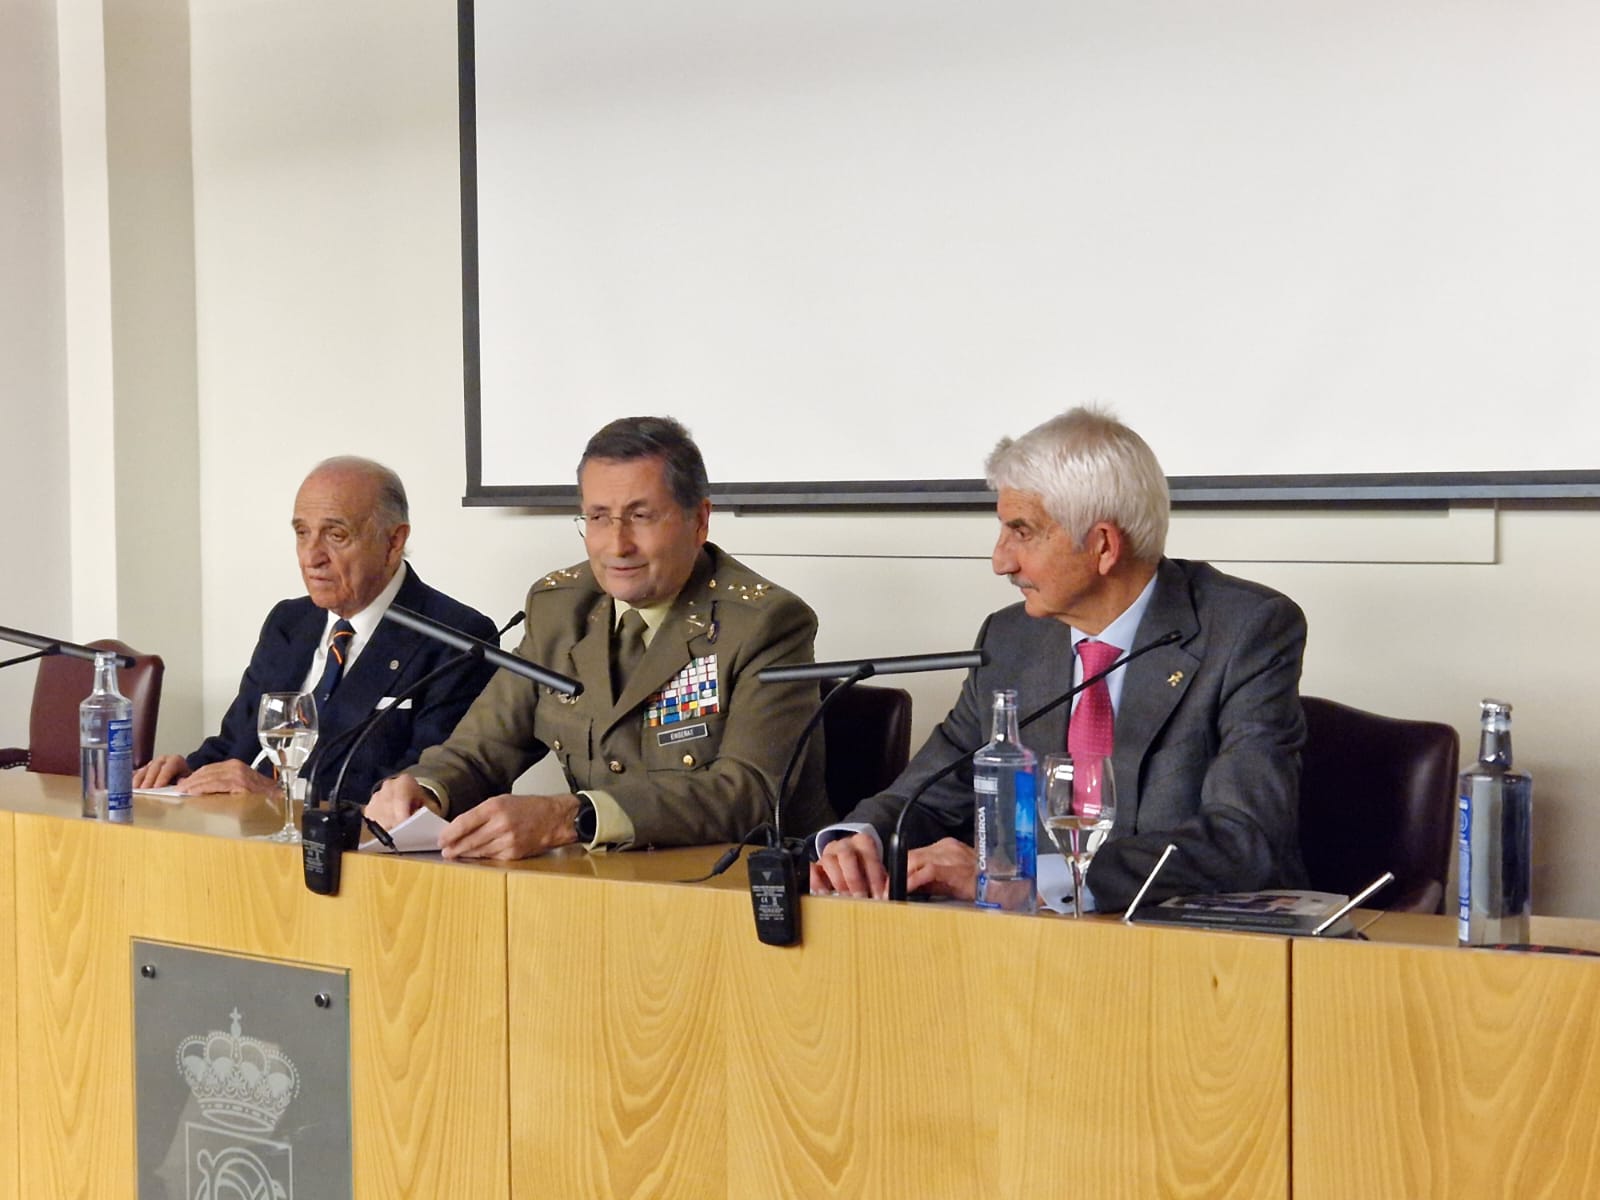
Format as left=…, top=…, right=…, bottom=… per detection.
left=811, top=407, right=1309, bottom=911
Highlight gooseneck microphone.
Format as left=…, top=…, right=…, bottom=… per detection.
left=303, top=610, right=528, bottom=897
left=731, top=648, right=989, bottom=946
left=307, top=611, right=529, bottom=809
left=0, top=625, right=136, bottom=670
left=759, top=650, right=987, bottom=684
left=382, top=605, right=581, bottom=696
left=886, top=629, right=1184, bottom=901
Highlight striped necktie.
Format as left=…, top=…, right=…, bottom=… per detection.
left=316, top=619, right=357, bottom=703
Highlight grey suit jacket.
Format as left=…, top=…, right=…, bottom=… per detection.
left=844, top=558, right=1309, bottom=909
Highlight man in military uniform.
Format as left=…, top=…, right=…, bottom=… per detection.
left=366, top=416, right=829, bottom=859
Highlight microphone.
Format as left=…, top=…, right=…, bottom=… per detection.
left=303, top=609, right=526, bottom=897
left=886, top=629, right=1183, bottom=901
left=745, top=648, right=989, bottom=946
left=307, top=610, right=526, bottom=809
left=0, top=625, right=136, bottom=669
left=758, top=650, right=987, bottom=684
left=382, top=605, right=580, bottom=696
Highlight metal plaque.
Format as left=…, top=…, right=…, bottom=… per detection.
left=132, top=939, right=351, bottom=1200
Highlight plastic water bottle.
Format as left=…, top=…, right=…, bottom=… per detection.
left=1457, top=699, right=1532, bottom=945
left=973, top=688, right=1037, bottom=914
left=80, top=651, right=134, bottom=823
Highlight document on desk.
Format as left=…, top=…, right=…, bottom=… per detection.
left=131, top=785, right=186, bottom=804
left=359, top=806, right=447, bottom=853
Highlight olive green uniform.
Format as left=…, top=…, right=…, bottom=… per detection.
left=409, top=544, right=829, bottom=846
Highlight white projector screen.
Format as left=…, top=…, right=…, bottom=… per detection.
left=461, top=0, right=1600, bottom=507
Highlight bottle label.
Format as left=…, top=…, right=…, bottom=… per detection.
left=1456, top=791, right=1472, bottom=943
left=106, top=718, right=134, bottom=816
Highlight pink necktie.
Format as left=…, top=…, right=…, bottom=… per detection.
left=1069, top=639, right=1120, bottom=762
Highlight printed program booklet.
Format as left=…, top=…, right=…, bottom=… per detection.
left=1130, top=889, right=1357, bottom=937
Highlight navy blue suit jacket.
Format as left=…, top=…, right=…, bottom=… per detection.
left=187, top=566, right=498, bottom=802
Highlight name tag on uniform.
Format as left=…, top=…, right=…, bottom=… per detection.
left=645, top=655, right=720, bottom=728
left=657, top=722, right=709, bottom=747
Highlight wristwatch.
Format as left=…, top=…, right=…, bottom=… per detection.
left=573, top=795, right=598, bottom=845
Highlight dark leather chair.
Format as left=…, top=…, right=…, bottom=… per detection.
left=1299, top=696, right=1460, bottom=914
left=0, top=639, right=165, bottom=774
left=820, top=680, right=913, bottom=820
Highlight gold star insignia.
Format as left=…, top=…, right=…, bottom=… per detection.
left=1167, top=671, right=1184, bottom=687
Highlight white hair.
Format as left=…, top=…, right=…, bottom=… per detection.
left=984, top=407, right=1169, bottom=562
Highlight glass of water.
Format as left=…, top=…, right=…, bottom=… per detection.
left=256, top=691, right=318, bottom=844
left=1042, top=753, right=1117, bottom=916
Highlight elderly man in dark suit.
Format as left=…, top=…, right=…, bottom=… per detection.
left=133, top=457, right=498, bottom=802
left=811, top=407, right=1309, bottom=911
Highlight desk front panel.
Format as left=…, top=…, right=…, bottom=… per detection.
left=0, top=811, right=14, bottom=1200
left=11, top=809, right=510, bottom=1199
left=1293, top=936, right=1600, bottom=1199
left=510, top=874, right=1290, bottom=1200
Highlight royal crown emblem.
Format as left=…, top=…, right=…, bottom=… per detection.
left=177, top=1008, right=300, bottom=1133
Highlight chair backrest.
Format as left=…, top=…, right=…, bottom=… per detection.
left=26, top=639, right=166, bottom=775
left=1299, top=695, right=1460, bottom=914
left=820, top=681, right=913, bottom=820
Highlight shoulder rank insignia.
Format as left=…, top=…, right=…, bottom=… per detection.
left=537, top=567, right=584, bottom=589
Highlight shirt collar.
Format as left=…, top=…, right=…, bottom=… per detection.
left=1070, top=569, right=1159, bottom=657
left=326, top=560, right=408, bottom=645
left=613, top=594, right=677, bottom=638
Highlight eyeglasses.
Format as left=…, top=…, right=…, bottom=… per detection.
left=573, top=510, right=672, bottom=538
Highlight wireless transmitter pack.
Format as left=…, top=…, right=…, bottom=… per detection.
left=302, top=803, right=364, bottom=896
left=748, top=841, right=805, bottom=946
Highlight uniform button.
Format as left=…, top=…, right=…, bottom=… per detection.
left=681, top=753, right=696, bottom=767
left=608, top=760, right=625, bottom=774
left=552, top=739, right=562, bottom=752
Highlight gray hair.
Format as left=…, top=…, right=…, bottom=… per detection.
left=984, top=407, right=1169, bottom=562
left=307, top=456, right=410, bottom=533
left=577, top=416, right=710, bottom=510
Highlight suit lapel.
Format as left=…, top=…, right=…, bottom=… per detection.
left=1112, top=559, right=1201, bottom=831
left=271, top=604, right=328, bottom=692
left=566, top=594, right=614, bottom=723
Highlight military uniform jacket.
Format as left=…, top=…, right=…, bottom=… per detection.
left=410, top=544, right=830, bottom=846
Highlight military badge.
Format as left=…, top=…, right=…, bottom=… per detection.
left=645, top=655, right=721, bottom=727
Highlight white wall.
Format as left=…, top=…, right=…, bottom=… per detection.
left=0, top=0, right=72, bottom=744
left=23, top=0, right=1600, bottom=915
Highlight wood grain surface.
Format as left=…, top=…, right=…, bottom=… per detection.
left=0, top=812, right=14, bottom=1200
left=1293, top=936, right=1600, bottom=1199
left=11, top=810, right=509, bottom=1199
left=510, top=873, right=1290, bottom=1200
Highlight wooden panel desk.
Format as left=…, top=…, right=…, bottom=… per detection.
left=1293, top=915, right=1600, bottom=1200
left=508, top=866, right=1291, bottom=1200
left=0, top=771, right=1290, bottom=1199
left=2, top=771, right=509, bottom=1199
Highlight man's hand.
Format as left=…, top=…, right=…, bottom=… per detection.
left=174, top=759, right=277, bottom=796
left=905, top=837, right=978, bottom=901
left=438, top=794, right=581, bottom=861
left=133, top=754, right=191, bottom=789
left=810, top=831, right=889, bottom=899
left=366, top=774, right=432, bottom=830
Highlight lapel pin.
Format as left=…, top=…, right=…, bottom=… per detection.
left=1167, top=671, right=1184, bottom=687
left=389, top=659, right=399, bottom=671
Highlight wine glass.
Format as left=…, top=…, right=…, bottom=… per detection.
left=256, top=691, right=318, bottom=844
left=1042, top=753, right=1117, bottom=917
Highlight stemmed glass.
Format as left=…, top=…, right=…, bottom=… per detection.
left=1042, top=753, right=1117, bottom=917
left=256, top=691, right=318, bottom=844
